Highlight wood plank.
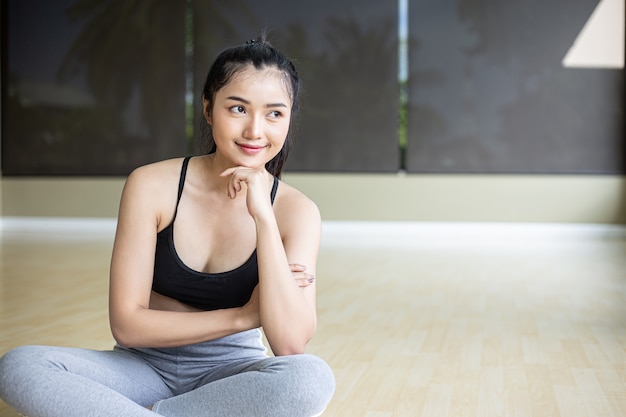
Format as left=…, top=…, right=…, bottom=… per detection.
left=2, top=221, right=626, bottom=416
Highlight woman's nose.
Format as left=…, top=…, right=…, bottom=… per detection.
left=243, top=115, right=262, bottom=139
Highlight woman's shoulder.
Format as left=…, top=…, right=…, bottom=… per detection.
left=120, top=157, right=189, bottom=219
left=127, top=157, right=188, bottom=184
left=274, top=179, right=321, bottom=225
left=123, top=157, right=191, bottom=199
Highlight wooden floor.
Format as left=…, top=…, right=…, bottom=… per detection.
left=1, top=219, right=626, bottom=416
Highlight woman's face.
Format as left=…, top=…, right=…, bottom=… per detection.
left=204, top=65, right=292, bottom=169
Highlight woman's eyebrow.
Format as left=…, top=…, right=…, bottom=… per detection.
left=265, top=102, right=288, bottom=108
left=226, top=95, right=250, bottom=104
left=226, top=96, right=287, bottom=108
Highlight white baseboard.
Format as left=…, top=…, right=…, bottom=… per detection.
left=321, top=220, right=626, bottom=246
left=3, top=217, right=624, bottom=245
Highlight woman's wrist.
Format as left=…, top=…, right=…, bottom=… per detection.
left=234, top=306, right=259, bottom=332
left=250, top=202, right=276, bottom=224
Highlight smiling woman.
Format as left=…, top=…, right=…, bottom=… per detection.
left=205, top=66, right=292, bottom=168
left=200, top=38, right=302, bottom=179
left=0, top=36, right=335, bottom=417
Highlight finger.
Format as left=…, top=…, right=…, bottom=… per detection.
left=219, top=167, right=240, bottom=177
left=234, top=176, right=243, bottom=193
left=219, top=167, right=240, bottom=198
left=290, top=271, right=310, bottom=280
left=226, top=176, right=244, bottom=199
left=295, top=273, right=315, bottom=286
left=292, top=273, right=306, bottom=282
left=290, top=263, right=307, bottom=272
left=295, top=278, right=311, bottom=288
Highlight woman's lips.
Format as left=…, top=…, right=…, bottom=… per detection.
left=237, top=143, right=265, bottom=154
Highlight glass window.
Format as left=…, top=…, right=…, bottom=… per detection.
left=406, top=0, right=625, bottom=174
left=192, top=0, right=400, bottom=172
left=2, top=0, right=187, bottom=175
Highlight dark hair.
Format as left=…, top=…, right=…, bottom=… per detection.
left=201, top=35, right=301, bottom=178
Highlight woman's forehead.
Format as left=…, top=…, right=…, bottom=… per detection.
left=229, top=65, right=284, bottom=85
left=220, top=66, right=292, bottom=102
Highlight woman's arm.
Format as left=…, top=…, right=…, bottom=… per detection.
left=109, top=163, right=259, bottom=348
left=149, top=264, right=314, bottom=312
left=256, top=196, right=321, bottom=355
left=221, top=167, right=320, bottom=356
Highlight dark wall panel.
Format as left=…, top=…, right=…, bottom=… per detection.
left=4, top=1, right=623, bottom=176
left=406, top=0, right=625, bottom=174
left=2, top=0, right=187, bottom=176
left=193, top=0, right=400, bottom=173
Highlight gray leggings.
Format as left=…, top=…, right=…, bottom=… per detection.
left=0, top=330, right=335, bottom=417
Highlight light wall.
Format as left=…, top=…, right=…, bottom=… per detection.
left=2, top=174, right=625, bottom=224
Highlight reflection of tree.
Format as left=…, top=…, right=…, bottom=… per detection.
left=453, top=0, right=623, bottom=173
left=403, top=29, right=447, bottom=173
left=280, top=17, right=400, bottom=172
left=497, top=69, right=624, bottom=173
left=193, top=9, right=401, bottom=172
left=4, top=89, right=125, bottom=174
left=191, top=0, right=258, bottom=152
left=4, top=1, right=190, bottom=174
left=57, top=0, right=187, bottom=170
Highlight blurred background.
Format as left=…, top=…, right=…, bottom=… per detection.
left=1, top=0, right=624, bottom=223
left=1, top=2, right=625, bottom=415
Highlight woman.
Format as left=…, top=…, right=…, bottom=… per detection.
left=0, top=37, right=335, bottom=417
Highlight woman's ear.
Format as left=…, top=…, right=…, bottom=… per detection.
left=202, top=97, right=212, bottom=125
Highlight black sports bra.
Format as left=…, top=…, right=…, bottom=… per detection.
left=151, top=157, right=279, bottom=311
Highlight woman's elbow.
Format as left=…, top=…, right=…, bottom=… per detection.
left=272, top=343, right=307, bottom=356
left=110, top=324, right=132, bottom=347
left=109, top=318, right=142, bottom=348
left=271, top=330, right=315, bottom=356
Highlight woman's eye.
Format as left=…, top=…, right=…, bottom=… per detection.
left=230, top=105, right=245, bottom=114
left=268, top=111, right=282, bottom=118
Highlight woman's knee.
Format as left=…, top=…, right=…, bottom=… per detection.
left=0, top=345, right=85, bottom=389
left=1, top=345, right=42, bottom=372
left=0, top=346, right=48, bottom=399
left=1, top=344, right=65, bottom=370
left=297, top=354, right=335, bottom=390
left=274, top=354, right=336, bottom=409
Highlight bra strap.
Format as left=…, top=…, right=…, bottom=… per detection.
left=270, top=176, right=279, bottom=204
left=175, top=158, right=277, bottom=217
left=173, top=156, right=192, bottom=220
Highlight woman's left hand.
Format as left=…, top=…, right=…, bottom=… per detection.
left=290, top=263, right=316, bottom=288
left=220, top=166, right=273, bottom=220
